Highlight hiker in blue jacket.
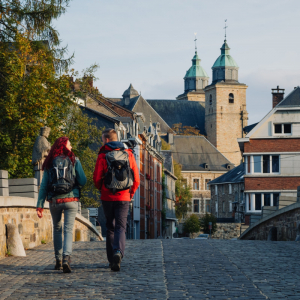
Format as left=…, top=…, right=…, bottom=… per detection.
left=36, top=137, right=87, bottom=273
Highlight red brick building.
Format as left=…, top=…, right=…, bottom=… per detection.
left=238, top=87, right=300, bottom=225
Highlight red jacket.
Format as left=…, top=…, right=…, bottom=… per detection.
left=93, top=143, right=140, bottom=201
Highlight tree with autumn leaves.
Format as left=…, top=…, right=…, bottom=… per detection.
left=0, top=0, right=102, bottom=207
left=174, top=160, right=192, bottom=221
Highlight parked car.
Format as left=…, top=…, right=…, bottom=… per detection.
left=195, top=234, right=210, bottom=240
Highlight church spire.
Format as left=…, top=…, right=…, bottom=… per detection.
left=224, top=19, right=228, bottom=41
left=194, top=32, right=197, bottom=54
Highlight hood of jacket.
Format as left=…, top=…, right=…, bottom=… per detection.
left=99, top=141, right=125, bottom=154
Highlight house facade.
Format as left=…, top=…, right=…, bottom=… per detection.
left=164, top=133, right=233, bottom=219
left=208, top=164, right=245, bottom=222
left=238, top=87, right=300, bottom=225
left=161, top=151, right=177, bottom=238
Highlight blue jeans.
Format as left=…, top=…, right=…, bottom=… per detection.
left=101, top=200, right=130, bottom=264
left=50, top=201, right=78, bottom=260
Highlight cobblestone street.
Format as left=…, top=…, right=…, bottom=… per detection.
left=0, top=240, right=299, bottom=300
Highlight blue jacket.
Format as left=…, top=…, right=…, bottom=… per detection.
left=36, top=157, right=87, bottom=208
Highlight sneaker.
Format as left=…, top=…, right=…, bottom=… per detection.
left=63, top=255, right=72, bottom=273
left=54, top=259, right=62, bottom=270
left=111, top=250, right=122, bottom=272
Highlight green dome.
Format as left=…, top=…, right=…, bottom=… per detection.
left=184, top=52, right=209, bottom=79
left=212, top=40, right=238, bottom=69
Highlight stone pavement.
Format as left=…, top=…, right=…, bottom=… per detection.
left=0, top=239, right=299, bottom=299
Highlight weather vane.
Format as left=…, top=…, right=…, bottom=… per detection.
left=194, top=32, right=197, bottom=53
left=224, top=19, right=228, bottom=40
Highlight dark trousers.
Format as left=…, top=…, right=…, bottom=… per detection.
left=101, top=200, right=130, bottom=264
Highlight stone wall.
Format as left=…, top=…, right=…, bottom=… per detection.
left=212, top=223, right=244, bottom=239
left=240, top=202, right=300, bottom=241
left=0, top=196, right=102, bottom=258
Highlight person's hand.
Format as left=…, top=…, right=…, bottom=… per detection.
left=36, top=208, right=44, bottom=219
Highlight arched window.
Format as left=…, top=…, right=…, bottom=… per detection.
left=229, top=93, right=234, bottom=104
left=209, top=94, right=212, bottom=105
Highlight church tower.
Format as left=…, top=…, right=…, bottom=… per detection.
left=177, top=50, right=209, bottom=102
left=205, top=39, right=248, bottom=166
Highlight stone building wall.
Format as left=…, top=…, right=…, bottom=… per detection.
left=205, top=83, right=248, bottom=166
left=182, top=171, right=226, bottom=217
left=0, top=197, right=102, bottom=258
left=210, top=182, right=244, bottom=219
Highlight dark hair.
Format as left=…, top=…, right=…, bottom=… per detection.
left=102, top=128, right=118, bottom=141
left=42, top=137, right=75, bottom=170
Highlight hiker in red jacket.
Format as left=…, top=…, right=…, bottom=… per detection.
left=93, top=128, right=140, bottom=271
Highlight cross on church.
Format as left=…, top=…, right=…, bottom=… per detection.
left=224, top=19, right=228, bottom=40
left=194, top=32, right=197, bottom=53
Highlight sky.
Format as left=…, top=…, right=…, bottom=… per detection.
left=54, top=0, right=300, bottom=125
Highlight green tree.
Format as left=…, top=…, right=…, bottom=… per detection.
left=183, top=214, right=201, bottom=235
left=0, top=35, right=73, bottom=178
left=174, top=161, right=192, bottom=221
left=200, top=213, right=217, bottom=234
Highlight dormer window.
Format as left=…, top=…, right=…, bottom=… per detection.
left=229, top=93, right=234, bottom=104
left=209, top=94, right=212, bottom=105
left=274, top=123, right=291, bottom=135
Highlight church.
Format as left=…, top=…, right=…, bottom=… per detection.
left=109, top=37, right=248, bottom=167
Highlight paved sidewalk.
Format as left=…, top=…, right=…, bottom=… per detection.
left=0, top=239, right=299, bottom=299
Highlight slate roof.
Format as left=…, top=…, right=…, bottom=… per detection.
left=146, top=100, right=206, bottom=135
left=166, top=135, right=233, bottom=172
left=208, top=163, right=244, bottom=185
left=277, top=86, right=300, bottom=107
left=243, top=123, right=258, bottom=134
left=161, top=151, right=174, bottom=174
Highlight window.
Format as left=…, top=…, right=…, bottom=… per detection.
left=272, top=156, right=279, bottom=173
left=251, top=155, right=280, bottom=174
left=215, top=185, right=218, bottom=195
left=274, top=123, right=292, bottom=135
left=193, top=199, right=200, bottom=213
left=264, top=193, right=271, bottom=206
left=205, top=179, right=211, bottom=190
left=206, top=200, right=211, bottom=213
left=193, top=179, right=200, bottom=190
left=254, top=155, right=261, bottom=173
left=255, top=194, right=262, bottom=210
left=229, top=184, right=232, bottom=194
left=229, top=93, right=234, bottom=104
left=209, top=94, right=212, bottom=105
left=229, top=201, right=232, bottom=212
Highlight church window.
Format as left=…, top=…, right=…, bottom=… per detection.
left=229, top=93, right=234, bottom=104
left=209, top=94, right=212, bottom=105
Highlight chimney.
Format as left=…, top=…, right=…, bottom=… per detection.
left=271, top=86, right=285, bottom=108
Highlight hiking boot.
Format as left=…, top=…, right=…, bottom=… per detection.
left=62, top=255, right=71, bottom=273
left=111, top=250, right=122, bottom=271
left=54, top=259, right=62, bottom=270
